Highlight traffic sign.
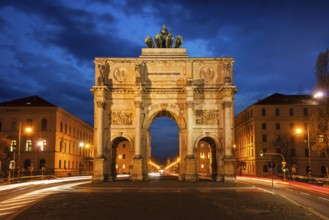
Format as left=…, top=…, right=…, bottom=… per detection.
left=268, top=161, right=276, bottom=169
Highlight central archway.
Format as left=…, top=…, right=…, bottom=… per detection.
left=143, top=108, right=187, bottom=180
left=149, top=111, right=179, bottom=177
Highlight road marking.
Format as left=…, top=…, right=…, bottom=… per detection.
left=285, top=189, right=293, bottom=192
left=318, top=197, right=329, bottom=202
left=299, top=192, right=310, bottom=196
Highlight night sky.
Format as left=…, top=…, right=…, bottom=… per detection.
left=1, top=0, right=328, bottom=162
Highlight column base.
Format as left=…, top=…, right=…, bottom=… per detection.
left=92, top=157, right=104, bottom=183
left=223, top=156, right=236, bottom=182
left=185, top=156, right=197, bottom=182
left=131, top=157, right=143, bottom=181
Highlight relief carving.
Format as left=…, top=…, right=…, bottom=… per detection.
left=113, top=67, right=128, bottom=82
left=110, top=111, right=133, bottom=125
left=97, top=61, right=110, bottom=85
left=200, top=66, right=215, bottom=82
left=195, top=110, right=218, bottom=125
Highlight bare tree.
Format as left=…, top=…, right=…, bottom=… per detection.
left=311, top=48, right=329, bottom=162
left=0, top=133, right=11, bottom=177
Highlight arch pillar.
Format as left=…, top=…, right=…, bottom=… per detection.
left=185, top=85, right=197, bottom=181
left=223, top=100, right=236, bottom=182
left=91, top=86, right=107, bottom=183
left=131, top=87, right=143, bottom=181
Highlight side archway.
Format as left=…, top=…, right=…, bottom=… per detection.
left=194, top=134, right=222, bottom=180
left=106, top=134, right=134, bottom=180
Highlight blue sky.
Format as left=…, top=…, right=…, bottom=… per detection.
left=1, top=0, right=328, bottom=162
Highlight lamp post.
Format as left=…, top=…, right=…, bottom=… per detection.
left=296, top=126, right=311, bottom=176
left=17, top=123, right=32, bottom=176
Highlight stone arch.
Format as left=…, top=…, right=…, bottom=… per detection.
left=144, top=105, right=186, bottom=130
left=194, top=133, right=222, bottom=150
left=194, top=134, right=223, bottom=181
left=106, top=134, right=134, bottom=180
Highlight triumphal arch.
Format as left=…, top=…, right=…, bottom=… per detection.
left=91, top=26, right=237, bottom=182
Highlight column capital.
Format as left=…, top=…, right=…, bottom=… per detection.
left=222, top=101, right=232, bottom=108
left=186, top=101, right=194, bottom=108
left=135, top=101, right=142, bottom=107
left=96, top=100, right=106, bottom=109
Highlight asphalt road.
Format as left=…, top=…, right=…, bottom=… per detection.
left=6, top=177, right=324, bottom=220
left=238, top=176, right=329, bottom=219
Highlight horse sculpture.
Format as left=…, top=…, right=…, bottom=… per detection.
left=145, top=24, right=183, bottom=48
left=166, top=34, right=173, bottom=48
left=174, top=35, right=183, bottom=48
left=144, top=36, right=155, bottom=48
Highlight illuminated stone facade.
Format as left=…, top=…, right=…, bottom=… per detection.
left=234, top=93, right=328, bottom=177
left=0, top=96, right=94, bottom=177
left=91, top=48, right=237, bottom=182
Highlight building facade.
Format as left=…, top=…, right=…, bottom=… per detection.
left=91, top=47, right=237, bottom=182
left=234, top=93, right=328, bottom=178
left=0, top=96, right=94, bottom=177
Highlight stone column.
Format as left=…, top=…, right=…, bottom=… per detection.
left=222, top=100, right=236, bottom=182
left=134, top=100, right=142, bottom=157
left=185, top=86, right=197, bottom=181
left=132, top=88, right=143, bottom=181
left=93, top=99, right=106, bottom=183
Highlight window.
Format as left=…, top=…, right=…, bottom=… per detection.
left=263, top=165, right=268, bottom=172
left=262, top=134, right=267, bottom=142
left=289, top=108, right=294, bottom=116
left=305, top=149, right=309, bottom=157
left=123, top=144, right=126, bottom=148
left=123, top=154, right=126, bottom=159
left=65, top=124, right=67, bottom=134
left=275, top=123, right=280, bottom=129
left=262, top=123, right=267, bottom=130
left=290, top=149, right=296, bottom=157
left=261, top=108, right=266, bottom=116
left=25, top=140, right=32, bottom=151
left=10, top=140, right=17, bottom=152
left=59, top=160, right=62, bottom=169
left=122, top=164, right=126, bottom=169
left=321, top=166, right=326, bottom=175
left=60, top=140, right=63, bottom=152
left=289, top=123, right=294, bottom=130
left=275, top=108, right=280, bottom=116
left=290, top=135, right=295, bottom=143
left=38, top=140, right=46, bottom=151
left=24, top=159, right=31, bottom=169
left=303, top=108, right=308, bottom=116
left=27, top=119, right=32, bottom=127
left=41, top=118, right=47, bottom=131
left=11, top=119, right=17, bottom=131
left=60, top=122, right=63, bottom=132
left=276, top=135, right=281, bottom=142
left=39, top=159, right=46, bottom=169
left=262, top=148, right=268, bottom=155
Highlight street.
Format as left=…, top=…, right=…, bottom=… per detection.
left=0, top=175, right=327, bottom=220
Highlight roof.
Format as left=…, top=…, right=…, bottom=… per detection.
left=254, top=93, right=315, bottom=105
left=0, top=96, right=57, bottom=107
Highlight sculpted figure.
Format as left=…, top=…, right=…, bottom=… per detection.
left=174, top=35, right=183, bottom=48
left=166, top=34, right=173, bottom=48
left=97, top=61, right=110, bottom=85
left=144, top=36, right=154, bottom=48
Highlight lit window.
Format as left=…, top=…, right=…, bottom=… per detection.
left=10, top=140, right=17, bottom=152
left=201, top=164, right=204, bottom=169
left=25, top=140, right=32, bottom=151
left=122, top=164, right=126, bottom=169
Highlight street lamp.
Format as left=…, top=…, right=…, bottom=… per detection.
left=295, top=126, right=311, bottom=176
left=17, top=123, right=32, bottom=175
